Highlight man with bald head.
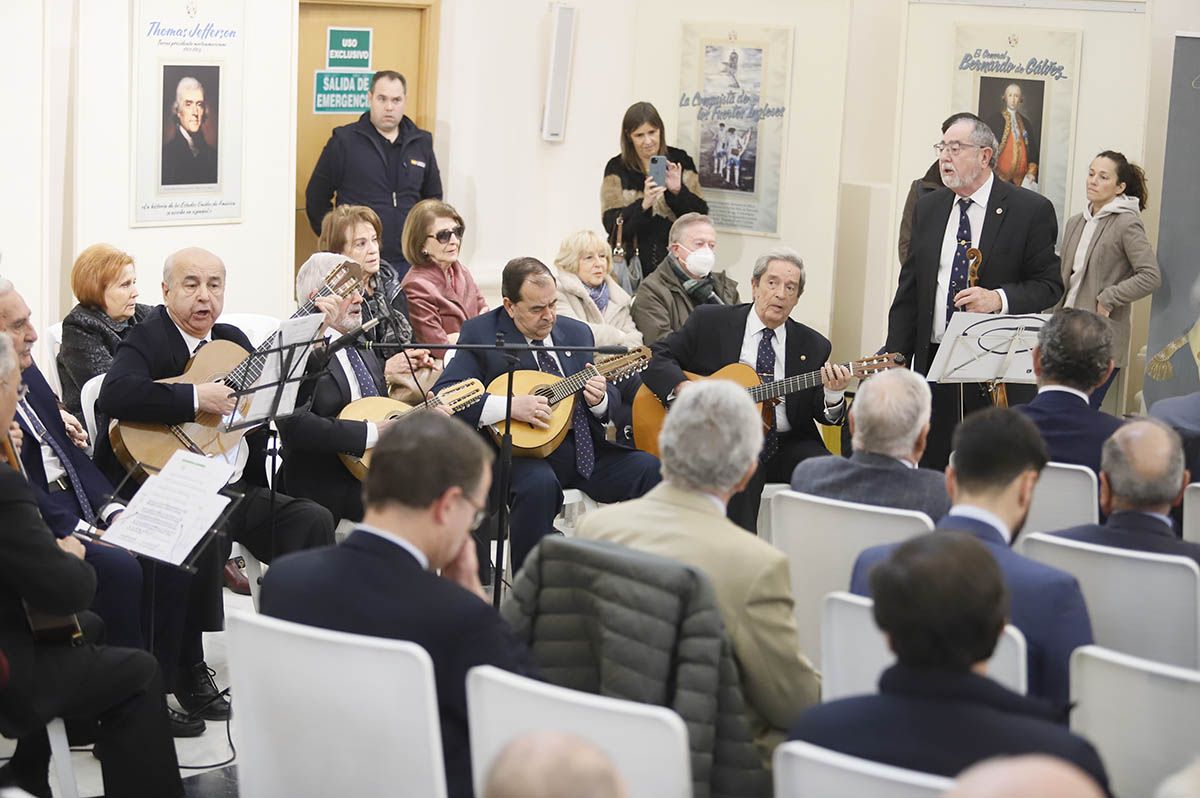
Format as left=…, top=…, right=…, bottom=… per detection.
left=98, top=246, right=334, bottom=720
left=1051, top=418, right=1200, bottom=565
left=484, top=732, right=627, bottom=798
left=948, top=755, right=1105, bottom=798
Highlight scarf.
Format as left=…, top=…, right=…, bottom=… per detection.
left=668, top=256, right=723, bottom=306
left=586, top=280, right=610, bottom=313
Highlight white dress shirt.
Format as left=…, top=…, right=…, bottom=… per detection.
left=1037, top=385, right=1091, bottom=405
left=477, top=333, right=609, bottom=427
left=739, top=309, right=844, bottom=432
left=934, top=172, right=1009, bottom=342
left=947, top=503, right=1012, bottom=544
left=171, top=318, right=247, bottom=481
left=325, top=330, right=379, bottom=450
left=355, top=522, right=430, bottom=570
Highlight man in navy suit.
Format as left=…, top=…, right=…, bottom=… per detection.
left=1053, top=419, right=1200, bottom=564
left=261, top=411, right=537, bottom=798
left=851, top=408, right=1093, bottom=710
left=434, top=257, right=660, bottom=571
left=791, top=532, right=1108, bottom=790
left=1018, top=309, right=1124, bottom=476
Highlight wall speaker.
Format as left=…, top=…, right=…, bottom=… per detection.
left=541, top=3, right=577, bottom=142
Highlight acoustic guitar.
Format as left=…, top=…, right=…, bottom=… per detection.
left=111, top=260, right=365, bottom=478
left=488, top=346, right=651, bottom=458
left=337, top=378, right=486, bottom=480
left=632, top=353, right=906, bottom=458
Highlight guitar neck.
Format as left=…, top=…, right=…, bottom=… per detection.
left=223, top=284, right=342, bottom=391
left=748, top=362, right=855, bottom=403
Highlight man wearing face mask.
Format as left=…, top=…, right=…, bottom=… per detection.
left=632, top=213, right=740, bottom=345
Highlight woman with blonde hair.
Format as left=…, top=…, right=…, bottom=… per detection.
left=553, top=230, right=642, bottom=350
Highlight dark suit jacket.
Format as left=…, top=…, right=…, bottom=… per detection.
left=885, top=178, right=1062, bottom=373
left=790, top=451, right=950, bottom=521
left=643, top=304, right=837, bottom=449
left=161, top=127, right=217, bottom=186
left=851, top=515, right=1093, bottom=709
left=1052, top=511, right=1200, bottom=567
left=1017, top=389, right=1124, bottom=475
left=260, top=529, right=536, bottom=798
left=788, top=664, right=1108, bottom=792
left=277, top=346, right=386, bottom=524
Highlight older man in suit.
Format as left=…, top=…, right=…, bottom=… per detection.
left=577, top=380, right=820, bottom=761
left=1052, top=419, right=1200, bottom=565
left=884, top=112, right=1062, bottom=469
left=791, top=367, right=950, bottom=520
left=1018, top=308, right=1124, bottom=476
left=642, top=247, right=851, bottom=532
left=851, top=408, right=1093, bottom=710
left=262, top=412, right=536, bottom=798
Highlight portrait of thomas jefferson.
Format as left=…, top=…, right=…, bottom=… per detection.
left=161, top=68, right=219, bottom=186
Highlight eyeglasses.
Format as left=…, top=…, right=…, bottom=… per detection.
left=427, top=226, right=464, bottom=245
left=461, top=492, right=489, bottom=532
left=934, top=142, right=983, bottom=156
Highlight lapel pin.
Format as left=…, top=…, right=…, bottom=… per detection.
left=996, top=208, right=1004, bottom=215
left=800, top=354, right=807, bottom=361
left=565, top=351, right=573, bottom=357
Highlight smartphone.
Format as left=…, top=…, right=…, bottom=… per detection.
left=648, top=155, right=668, bottom=188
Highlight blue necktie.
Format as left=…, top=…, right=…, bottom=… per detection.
left=345, top=348, right=380, bottom=398
left=946, top=197, right=973, bottom=326
left=756, top=328, right=779, bottom=463
left=533, top=342, right=595, bottom=479
left=18, top=398, right=93, bottom=520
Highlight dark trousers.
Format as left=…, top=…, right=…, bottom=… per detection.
left=225, top=481, right=336, bottom=564
left=81, top=539, right=144, bottom=649
left=728, top=433, right=829, bottom=532
left=499, top=433, right=661, bottom=572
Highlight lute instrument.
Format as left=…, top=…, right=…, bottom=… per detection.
left=111, top=259, right=365, bottom=478
left=337, top=378, right=486, bottom=480
left=488, top=346, right=651, bottom=458
left=966, top=247, right=1009, bottom=408
left=632, top=353, right=905, bottom=458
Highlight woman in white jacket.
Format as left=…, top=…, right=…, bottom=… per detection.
left=552, top=230, right=643, bottom=349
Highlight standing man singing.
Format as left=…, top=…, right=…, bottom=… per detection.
left=883, top=112, right=1062, bottom=468
left=305, top=70, right=442, bottom=280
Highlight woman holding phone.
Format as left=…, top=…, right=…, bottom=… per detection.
left=601, top=101, right=708, bottom=278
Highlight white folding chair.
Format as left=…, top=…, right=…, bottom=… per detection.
left=770, top=491, right=933, bottom=661
left=1071, top=645, right=1200, bottom=798
left=44, top=323, right=64, bottom=399
left=46, top=717, right=78, bottom=798
left=79, top=373, right=105, bottom=448
left=227, top=611, right=447, bottom=798
left=467, top=665, right=691, bottom=798
left=555, top=488, right=599, bottom=535
left=1183, top=482, right=1200, bottom=545
left=820, top=592, right=1027, bottom=700
left=757, top=482, right=790, bottom=544
left=1023, top=462, right=1098, bottom=535
left=773, top=740, right=953, bottom=798
left=220, top=313, right=281, bottom=349
left=1021, top=533, right=1200, bottom=667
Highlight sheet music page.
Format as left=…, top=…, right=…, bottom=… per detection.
left=101, top=451, right=235, bottom=565
left=245, top=313, right=324, bottom=422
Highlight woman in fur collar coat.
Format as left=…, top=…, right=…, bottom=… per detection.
left=553, top=230, right=643, bottom=350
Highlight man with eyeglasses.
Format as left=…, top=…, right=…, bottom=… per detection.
left=305, top=69, right=443, bottom=279
left=261, top=411, right=536, bottom=798
left=883, top=111, right=1062, bottom=469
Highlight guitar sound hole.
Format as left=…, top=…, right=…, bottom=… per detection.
left=534, top=386, right=554, bottom=399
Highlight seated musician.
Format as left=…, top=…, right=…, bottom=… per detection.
left=434, top=257, right=661, bottom=572
left=277, top=253, right=435, bottom=525
left=641, top=248, right=851, bottom=532
left=96, top=246, right=335, bottom=719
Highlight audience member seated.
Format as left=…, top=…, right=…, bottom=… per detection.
left=56, top=243, right=152, bottom=420
left=1052, top=419, right=1200, bottom=564
left=0, top=333, right=184, bottom=798
left=434, top=257, right=660, bottom=572
left=631, top=212, right=738, bottom=344
left=790, top=367, right=950, bottom=520
left=399, top=199, right=488, bottom=347
left=552, top=229, right=643, bottom=350
left=948, top=755, right=1106, bottom=798
left=261, top=412, right=537, bottom=798
left=483, top=731, right=627, bottom=798
left=791, top=531, right=1109, bottom=790
left=1017, top=308, right=1124, bottom=475
left=577, top=380, right=819, bottom=759
left=851, top=408, right=1093, bottom=709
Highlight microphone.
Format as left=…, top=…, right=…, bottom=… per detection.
left=594, top=345, right=632, bottom=355
left=324, top=318, right=380, bottom=357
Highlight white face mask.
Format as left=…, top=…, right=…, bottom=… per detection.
left=681, top=245, right=715, bottom=278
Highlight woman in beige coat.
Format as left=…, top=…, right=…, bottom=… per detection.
left=1054, top=150, right=1161, bottom=407
left=553, top=230, right=643, bottom=350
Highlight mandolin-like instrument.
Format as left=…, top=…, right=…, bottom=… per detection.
left=966, top=247, right=1009, bottom=408
left=632, top=353, right=905, bottom=458
left=337, top=378, right=485, bottom=480
left=111, top=260, right=365, bottom=478
left=488, top=346, right=651, bottom=458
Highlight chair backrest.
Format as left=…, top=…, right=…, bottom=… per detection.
left=820, top=592, right=1027, bottom=701
left=1023, top=462, right=1098, bottom=535
left=770, top=490, right=933, bottom=661
left=467, top=665, right=691, bottom=798
left=220, top=312, right=281, bottom=349
left=227, top=611, right=447, bottom=798
left=1071, top=645, right=1200, bottom=798
left=1021, top=533, right=1200, bottom=667
left=45, top=322, right=64, bottom=398
left=79, top=374, right=105, bottom=445
left=773, top=740, right=953, bottom=798
left=1184, top=482, right=1200, bottom=545
left=756, top=481, right=790, bottom=543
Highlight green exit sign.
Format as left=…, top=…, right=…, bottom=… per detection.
left=327, top=27, right=372, bottom=70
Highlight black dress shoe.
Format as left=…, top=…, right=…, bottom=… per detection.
left=175, top=661, right=231, bottom=721
left=168, top=706, right=206, bottom=738
left=0, top=763, right=51, bottom=798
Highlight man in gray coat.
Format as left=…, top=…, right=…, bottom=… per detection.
left=791, top=367, right=950, bottom=520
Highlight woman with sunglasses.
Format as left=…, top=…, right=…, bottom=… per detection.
left=400, top=199, right=489, bottom=346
